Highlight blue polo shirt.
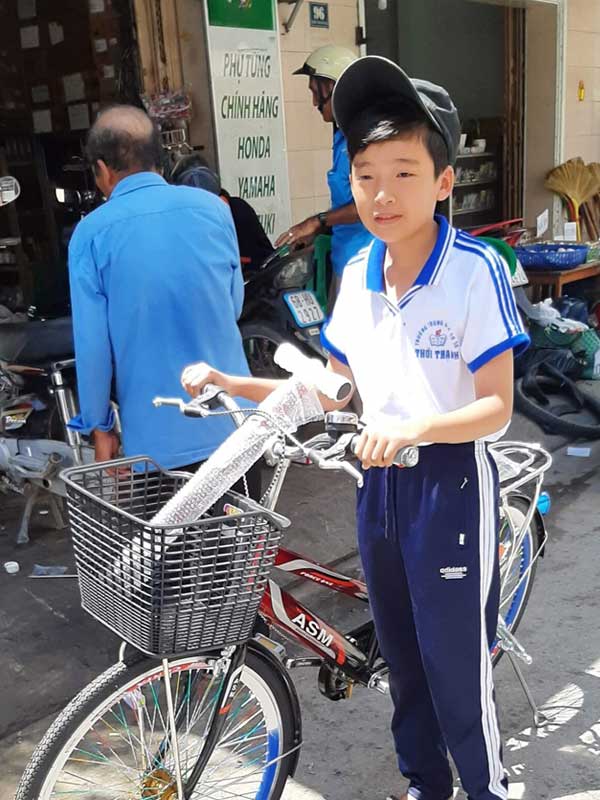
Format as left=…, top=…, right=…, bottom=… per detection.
left=322, top=215, right=529, bottom=440
left=328, top=129, right=372, bottom=276
left=68, top=172, right=251, bottom=468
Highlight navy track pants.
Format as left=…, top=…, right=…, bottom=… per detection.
left=356, top=441, right=508, bottom=800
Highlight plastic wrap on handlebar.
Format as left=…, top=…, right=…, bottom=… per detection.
left=274, top=343, right=352, bottom=402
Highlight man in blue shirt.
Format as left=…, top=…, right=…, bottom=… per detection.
left=275, top=46, right=372, bottom=284
left=68, top=105, right=251, bottom=469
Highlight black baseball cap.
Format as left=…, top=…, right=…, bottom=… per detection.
left=332, top=56, right=462, bottom=165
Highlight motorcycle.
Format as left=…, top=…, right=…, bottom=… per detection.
left=0, top=177, right=92, bottom=544
left=0, top=190, right=324, bottom=541
left=240, top=244, right=327, bottom=377
left=0, top=317, right=90, bottom=544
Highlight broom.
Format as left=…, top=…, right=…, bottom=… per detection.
left=587, top=162, right=600, bottom=237
left=545, top=158, right=599, bottom=240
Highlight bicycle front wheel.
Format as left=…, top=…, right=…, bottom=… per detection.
left=16, top=646, right=300, bottom=800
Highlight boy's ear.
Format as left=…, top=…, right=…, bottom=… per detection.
left=436, top=165, right=455, bottom=202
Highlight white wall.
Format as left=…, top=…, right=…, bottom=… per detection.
left=278, top=0, right=360, bottom=222
left=564, top=0, right=600, bottom=162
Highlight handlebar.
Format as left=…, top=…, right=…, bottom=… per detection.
left=349, top=436, right=419, bottom=469
left=154, top=383, right=248, bottom=428
left=153, top=384, right=420, bottom=483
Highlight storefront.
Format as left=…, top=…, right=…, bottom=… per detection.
left=0, top=0, right=141, bottom=312
left=364, top=0, right=566, bottom=235
left=0, top=0, right=363, bottom=313
left=0, top=0, right=574, bottom=315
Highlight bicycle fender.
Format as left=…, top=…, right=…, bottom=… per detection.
left=510, top=491, right=548, bottom=558
left=248, top=638, right=303, bottom=777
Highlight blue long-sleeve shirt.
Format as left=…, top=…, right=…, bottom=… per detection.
left=68, top=171, right=251, bottom=468
left=328, top=130, right=372, bottom=276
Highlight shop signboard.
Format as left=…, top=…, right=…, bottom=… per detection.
left=205, top=0, right=291, bottom=240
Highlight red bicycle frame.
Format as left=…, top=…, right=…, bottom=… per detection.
left=258, top=545, right=375, bottom=678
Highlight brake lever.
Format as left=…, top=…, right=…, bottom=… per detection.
left=194, top=383, right=228, bottom=410
left=153, top=396, right=187, bottom=411
left=305, top=446, right=364, bottom=487
left=153, top=396, right=210, bottom=417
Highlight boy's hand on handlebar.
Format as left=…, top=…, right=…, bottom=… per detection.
left=181, top=362, right=225, bottom=398
left=355, top=419, right=428, bottom=470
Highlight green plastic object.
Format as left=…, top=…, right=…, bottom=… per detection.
left=571, top=328, right=600, bottom=379
left=479, top=236, right=518, bottom=276
left=529, top=322, right=600, bottom=379
left=308, top=234, right=331, bottom=313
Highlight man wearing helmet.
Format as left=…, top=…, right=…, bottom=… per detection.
left=275, top=45, right=372, bottom=291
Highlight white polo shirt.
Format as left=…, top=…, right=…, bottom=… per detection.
left=321, top=215, right=529, bottom=439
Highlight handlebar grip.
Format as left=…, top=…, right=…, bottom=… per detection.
left=394, top=446, right=419, bottom=468
left=350, top=436, right=419, bottom=468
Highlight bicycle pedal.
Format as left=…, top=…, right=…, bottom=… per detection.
left=368, top=668, right=390, bottom=695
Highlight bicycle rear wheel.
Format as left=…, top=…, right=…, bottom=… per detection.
left=16, top=645, right=300, bottom=800
left=491, top=494, right=543, bottom=665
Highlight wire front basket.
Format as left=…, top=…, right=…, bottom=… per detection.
left=62, top=458, right=287, bottom=657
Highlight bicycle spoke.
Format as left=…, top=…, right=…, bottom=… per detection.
left=103, top=702, right=150, bottom=765
left=38, top=655, right=286, bottom=800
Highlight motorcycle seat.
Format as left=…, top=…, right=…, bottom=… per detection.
left=0, top=316, right=74, bottom=364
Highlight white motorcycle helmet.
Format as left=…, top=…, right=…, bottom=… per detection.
left=293, top=45, right=357, bottom=83
left=294, top=45, right=357, bottom=113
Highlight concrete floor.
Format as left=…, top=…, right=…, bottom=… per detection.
left=1, top=405, right=600, bottom=800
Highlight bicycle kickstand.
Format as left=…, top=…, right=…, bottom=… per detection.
left=505, top=652, right=549, bottom=728
left=497, top=617, right=548, bottom=728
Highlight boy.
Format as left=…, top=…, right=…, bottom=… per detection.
left=181, top=57, right=528, bottom=800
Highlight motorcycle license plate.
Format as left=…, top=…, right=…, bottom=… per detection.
left=284, top=291, right=324, bottom=328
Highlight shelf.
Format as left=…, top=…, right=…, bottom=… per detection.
left=454, top=178, right=497, bottom=188
left=453, top=204, right=496, bottom=217
left=456, top=152, right=493, bottom=160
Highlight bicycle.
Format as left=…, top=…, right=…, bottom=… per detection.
left=16, top=381, right=552, bottom=800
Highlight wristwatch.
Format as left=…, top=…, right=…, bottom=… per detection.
left=317, top=211, right=329, bottom=230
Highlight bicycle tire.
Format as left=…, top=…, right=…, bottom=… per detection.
left=16, top=644, right=301, bottom=800
left=515, top=375, right=600, bottom=439
left=491, top=494, right=543, bottom=666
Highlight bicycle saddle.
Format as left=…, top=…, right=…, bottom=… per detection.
left=0, top=316, right=74, bottom=364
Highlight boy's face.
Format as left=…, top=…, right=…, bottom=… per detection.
left=350, top=133, right=454, bottom=243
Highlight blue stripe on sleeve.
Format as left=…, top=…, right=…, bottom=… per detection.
left=467, top=333, right=530, bottom=373
left=457, top=233, right=524, bottom=333
left=486, top=245, right=522, bottom=331
left=455, top=236, right=514, bottom=338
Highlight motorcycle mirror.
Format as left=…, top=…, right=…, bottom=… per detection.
left=0, top=177, right=21, bottom=207
left=55, top=187, right=82, bottom=206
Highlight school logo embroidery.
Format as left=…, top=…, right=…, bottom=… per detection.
left=414, top=320, right=460, bottom=362
left=440, top=566, right=468, bottom=580
left=429, top=328, right=447, bottom=347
